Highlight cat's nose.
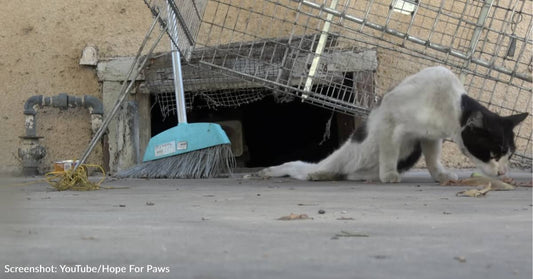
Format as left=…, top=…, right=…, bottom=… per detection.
left=497, top=170, right=506, bottom=176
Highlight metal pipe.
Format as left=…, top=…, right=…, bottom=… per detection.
left=83, top=95, right=104, bottom=115
left=20, top=93, right=104, bottom=175
left=23, top=95, right=43, bottom=116
left=23, top=95, right=42, bottom=137
left=168, top=1, right=188, bottom=124
left=23, top=93, right=104, bottom=137
left=18, top=139, right=46, bottom=176
left=74, top=13, right=167, bottom=172
left=24, top=94, right=103, bottom=114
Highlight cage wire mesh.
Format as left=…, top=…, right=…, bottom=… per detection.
left=143, top=0, right=532, bottom=166
left=143, top=0, right=208, bottom=60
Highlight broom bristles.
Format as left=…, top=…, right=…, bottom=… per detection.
left=116, top=144, right=235, bottom=179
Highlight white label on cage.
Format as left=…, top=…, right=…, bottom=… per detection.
left=155, top=141, right=176, bottom=157
left=392, top=0, right=417, bottom=15
left=176, top=141, right=188, bottom=150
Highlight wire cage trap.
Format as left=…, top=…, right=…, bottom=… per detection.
left=143, top=0, right=532, bottom=167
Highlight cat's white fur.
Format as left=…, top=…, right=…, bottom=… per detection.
left=258, top=66, right=509, bottom=183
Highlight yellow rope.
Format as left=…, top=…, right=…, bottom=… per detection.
left=44, top=164, right=107, bottom=191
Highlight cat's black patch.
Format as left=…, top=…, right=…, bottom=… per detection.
left=397, top=141, right=422, bottom=173
left=460, top=94, right=526, bottom=162
left=351, top=122, right=367, bottom=143
left=461, top=127, right=506, bottom=162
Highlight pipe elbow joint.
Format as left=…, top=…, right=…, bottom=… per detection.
left=84, top=95, right=104, bottom=115
left=23, top=95, right=43, bottom=115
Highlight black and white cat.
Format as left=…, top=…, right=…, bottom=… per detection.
left=257, top=66, right=528, bottom=183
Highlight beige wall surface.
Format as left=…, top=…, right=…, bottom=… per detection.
left=0, top=0, right=160, bottom=175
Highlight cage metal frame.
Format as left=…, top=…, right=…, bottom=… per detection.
left=144, top=0, right=532, bottom=166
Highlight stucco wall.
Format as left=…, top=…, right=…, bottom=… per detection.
left=0, top=0, right=165, bottom=175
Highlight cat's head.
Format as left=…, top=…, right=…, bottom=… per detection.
left=459, top=108, right=528, bottom=177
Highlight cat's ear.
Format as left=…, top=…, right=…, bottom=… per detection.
left=466, top=111, right=484, bottom=128
left=504, top=113, right=528, bottom=127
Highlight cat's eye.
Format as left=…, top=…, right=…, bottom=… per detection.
left=489, top=152, right=501, bottom=161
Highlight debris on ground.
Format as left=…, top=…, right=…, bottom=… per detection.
left=489, top=176, right=531, bottom=188
left=517, top=180, right=533, bottom=187
left=456, top=183, right=492, bottom=197
left=81, top=236, right=97, bottom=241
left=454, top=256, right=467, bottom=263
left=277, top=213, right=311, bottom=220
left=336, top=217, right=355, bottom=221
left=318, top=209, right=326, bottom=214
left=441, top=173, right=515, bottom=190
left=45, top=164, right=107, bottom=191
left=442, top=172, right=518, bottom=197
left=331, top=231, right=369, bottom=239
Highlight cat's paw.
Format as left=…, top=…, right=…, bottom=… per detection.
left=380, top=171, right=401, bottom=183
left=434, top=171, right=458, bottom=183
left=243, top=171, right=267, bottom=179
left=308, top=171, right=344, bottom=181
left=257, top=167, right=274, bottom=178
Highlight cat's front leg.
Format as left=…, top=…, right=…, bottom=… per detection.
left=421, top=139, right=458, bottom=182
left=380, top=170, right=401, bottom=183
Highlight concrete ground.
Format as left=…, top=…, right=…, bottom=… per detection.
left=0, top=169, right=531, bottom=279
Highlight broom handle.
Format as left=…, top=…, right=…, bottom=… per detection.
left=73, top=14, right=166, bottom=173
left=168, top=1, right=187, bottom=124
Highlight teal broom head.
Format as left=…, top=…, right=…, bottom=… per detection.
left=117, top=123, right=235, bottom=178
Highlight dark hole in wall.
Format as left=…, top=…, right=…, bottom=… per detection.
left=240, top=96, right=340, bottom=167
left=149, top=94, right=341, bottom=168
